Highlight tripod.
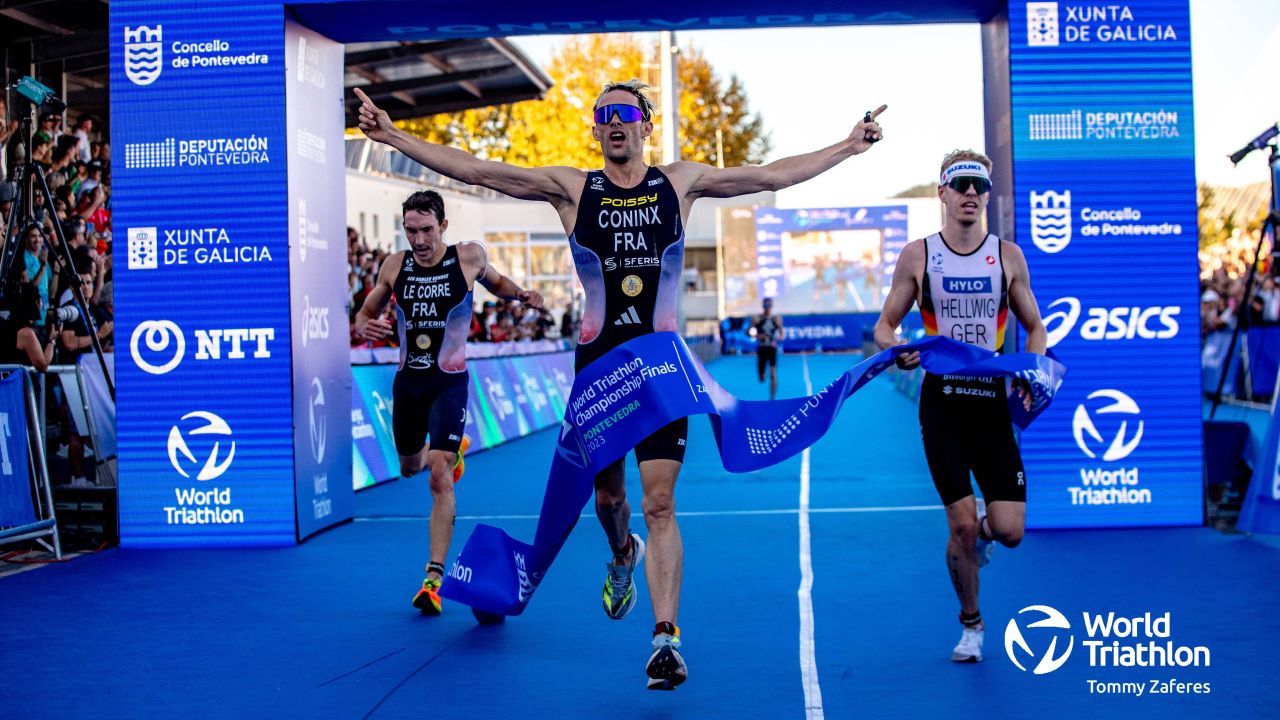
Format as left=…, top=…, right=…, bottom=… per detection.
left=1209, top=138, right=1280, bottom=417
left=0, top=97, right=114, bottom=400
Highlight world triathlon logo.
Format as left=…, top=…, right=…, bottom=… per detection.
left=167, top=411, right=236, bottom=481
left=1005, top=604, right=1074, bottom=674
left=309, top=377, right=327, bottom=465
left=1029, top=190, right=1071, bottom=254
left=1072, top=389, right=1143, bottom=461
left=124, top=25, right=163, bottom=86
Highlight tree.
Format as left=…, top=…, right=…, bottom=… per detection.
left=891, top=183, right=938, bottom=198
left=399, top=33, right=770, bottom=168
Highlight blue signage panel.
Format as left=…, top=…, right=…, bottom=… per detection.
left=1009, top=0, right=1202, bottom=528
left=112, top=1, right=296, bottom=546
left=286, top=21, right=353, bottom=539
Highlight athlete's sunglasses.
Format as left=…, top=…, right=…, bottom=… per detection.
left=944, top=176, right=992, bottom=195
left=593, top=103, right=646, bottom=124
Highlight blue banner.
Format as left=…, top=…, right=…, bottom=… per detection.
left=287, top=20, right=353, bottom=538
left=112, top=1, right=296, bottom=546
left=1010, top=0, right=1203, bottom=528
left=353, top=352, right=576, bottom=490
left=1240, top=407, right=1280, bottom=535
left=0, top=372, right=35, bottom=528
left=724, top=312, right=925, bottom=354
left=442, top=332, right=1065, bottom=616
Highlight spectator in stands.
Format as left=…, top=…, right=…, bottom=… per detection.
left=39, top=112, right=62, bottom=144
left=20, top=225, right=51, bottom=330
left=30, top=132, right=52, bottom=168
left=72, top=114, right=94, bottom=164
left=1201, top=289, right=1226, bottom=338
left=0, top=180, right=15, bottom=231
left=0, top=281, right=57, bottom=372
left=78, top=160, right=104, bottom=198
left=55, top=250, right=111, bottom=488
left=0, top=96, right=16, bottom=179
left=490, top=313, right=514, bottom=342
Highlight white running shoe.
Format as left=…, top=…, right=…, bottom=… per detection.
left=951, top=625, right=984, bottom=662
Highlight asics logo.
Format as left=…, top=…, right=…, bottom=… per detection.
left=1042, top=297, right=1180, bottom=348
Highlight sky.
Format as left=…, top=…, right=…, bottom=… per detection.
left=510, top=0, right=1280, bottom=207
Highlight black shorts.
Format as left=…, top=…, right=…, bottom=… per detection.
left=757, top=346, right=778, bottom=375
left=599, top=417, right=689, bottom=480
left=392, top=370, right=469, bottom=456
left=919, top=373, right=1026, bottom=506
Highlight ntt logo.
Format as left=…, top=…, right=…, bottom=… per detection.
left=1005, top=604, right=1075, bottom=674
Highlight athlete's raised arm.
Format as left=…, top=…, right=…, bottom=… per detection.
left=668, top=105, right=886, bottom=201
left=354, top=88, right=584, bottom=208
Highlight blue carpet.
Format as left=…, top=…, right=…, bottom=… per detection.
left=1, top=355, right=1275, bottom=718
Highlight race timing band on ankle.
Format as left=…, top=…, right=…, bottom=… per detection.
left=940, top=160, right=990, bottom=185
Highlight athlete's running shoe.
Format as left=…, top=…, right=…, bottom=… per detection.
left=646, top=626, right=688, bottom=690
left=974, top=497, right=994, bottom=568
left=601, top=532, right=645, bottom=620
left=412, top=577, right=443, bottom=615
left=453, top=435, right=471, bottom=483
left=951, top=625, right=984, bottom=662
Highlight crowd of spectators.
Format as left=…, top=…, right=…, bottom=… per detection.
left=346, top=227, right=578, bottom=347
left=1199, top=232, right=1279, bottom=338
left=1, top=102, right=113, bottom=487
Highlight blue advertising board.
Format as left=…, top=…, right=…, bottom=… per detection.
left=1009, top=0, right=1202, bottom=528
left=352, top=352, right=575, bottom=490
left=286, top=20, right=353, bottom=538
left=112, top=1, right=297, bottom=546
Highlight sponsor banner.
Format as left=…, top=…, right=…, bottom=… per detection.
left=1010, top=0, right=1201, bottom=528
left=112, top=2, right=295, bottom=546
left=0, top=371, right=36, bottom=527
left=1014, top=0, right=1193, bottom=161
left=1240, top=400, right=1280, bottom=535
left=286, top=20, right=351, bottom=539
left=351, top=364, right=400, bottom=491
left=352, top=352, right=575, bottom=490
left=442, top=332, right=1064, bottom=615
left=751, top=206, right=909, bottom=315
left=724, top=312, right=925, bottom=354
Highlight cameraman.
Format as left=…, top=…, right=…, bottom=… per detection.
left=0, top=281, right=57, bottom=371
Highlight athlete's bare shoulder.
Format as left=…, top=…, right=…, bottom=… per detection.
left=898, top=238, right=926, bottom=270
left=377, top=250, right=406, bottom=286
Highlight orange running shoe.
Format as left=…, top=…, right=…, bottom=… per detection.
left=452, top=435, right=471, bottom=483
left=412, top=577, right=443, bottom=615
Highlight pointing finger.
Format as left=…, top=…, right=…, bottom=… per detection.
left=869, top=104, right=888, bottom=120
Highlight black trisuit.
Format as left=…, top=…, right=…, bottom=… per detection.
left=391, top=245, right=473, bottom=456
left=569, top=166, right=688, bottom=464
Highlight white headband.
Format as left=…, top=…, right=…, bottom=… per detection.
left=940, top=161, right=991, bottom=185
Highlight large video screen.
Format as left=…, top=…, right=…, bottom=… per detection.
left=722, top=205, right=909, bottom=317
